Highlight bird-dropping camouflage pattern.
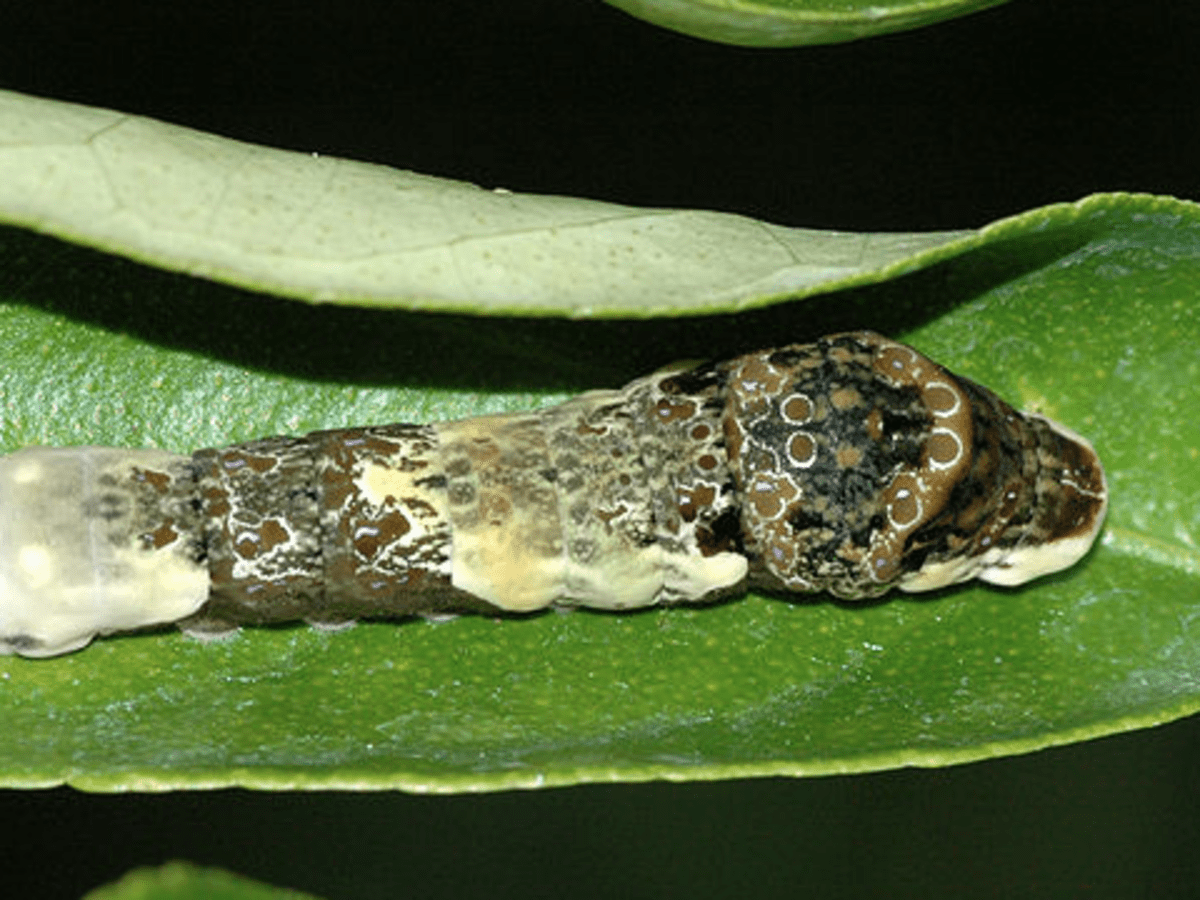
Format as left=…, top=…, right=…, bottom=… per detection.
left=0, top=332, right=1107, bottom=657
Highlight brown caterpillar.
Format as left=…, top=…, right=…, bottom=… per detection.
left=0, top=331, right=1107, bottom=657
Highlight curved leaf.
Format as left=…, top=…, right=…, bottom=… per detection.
left=604, top=0, right=1009, bottom=46
left=0, top=89, right=976, bottom=317
left=0, top=192, right=1195, bottom=792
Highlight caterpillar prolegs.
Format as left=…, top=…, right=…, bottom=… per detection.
left=0, top=331, right=1107, bottom=657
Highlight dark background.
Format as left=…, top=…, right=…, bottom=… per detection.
left=2, top=1, right=1199, bottom=897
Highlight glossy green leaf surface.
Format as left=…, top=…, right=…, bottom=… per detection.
left=0, top=192, right=1195, bottom=792
left=0, top=89, right=977, bottom=317
left=85, top=862, right=321, bottom=900
left=605, top=0, right=1008, bottom=46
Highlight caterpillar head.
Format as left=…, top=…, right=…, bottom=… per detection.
left=721, top=332, right=1107, bottom=600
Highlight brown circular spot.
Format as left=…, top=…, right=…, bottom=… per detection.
left=924, top=380, right=961, bottom=415
left=830, top=386, right=862, bottom=410
left=835, top=444, right=863, bottom=468
left=890, top=491, right=920, bottom=527
left=697, top=453, right=719, bottom=471
left=927, top=429, right=963, bottom=468
left=234, top=533, right=259, bottom=559
left=787, top=432, right=817, bottom=468
left=690, top=423, right=712, bottom=441
left=654, top=397, right=697, bottom=424
left=781, top=393, right=814, bottom=423
left=886, top=475, right=923, bottom=528
left=875, top=346, right=916, bottom=384
left=868, top=549, right=901, bottom=583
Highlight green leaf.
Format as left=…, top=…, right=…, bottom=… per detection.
left=85, top=862, right=321, bottom=900
left=0, top=89, right=977, bottom=317
left=604, top=0, right=1009, bottom=46
left=0, top=191, right=1195, bottom=792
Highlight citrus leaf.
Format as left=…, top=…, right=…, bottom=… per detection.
left=84, top=862, right=321, bottom=900
left=0, top=88, right=976, bottom=318
left=605, top=0, right=1008, bottom=47
left=0, top=192, right=1195, bottom=792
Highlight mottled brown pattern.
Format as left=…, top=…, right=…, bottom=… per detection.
left=123, top=461, right=203, bottom=562
left=309, top=423, right=457, bottom=621
left=538, top=388, right=663, bottom=607
left=187, top=436, right=322, bottom=631
left=526, top=364, right=748, bottom=610
left=638, top=365, right=745, bottom=598
left=182, top=424, right=467, bottom=634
